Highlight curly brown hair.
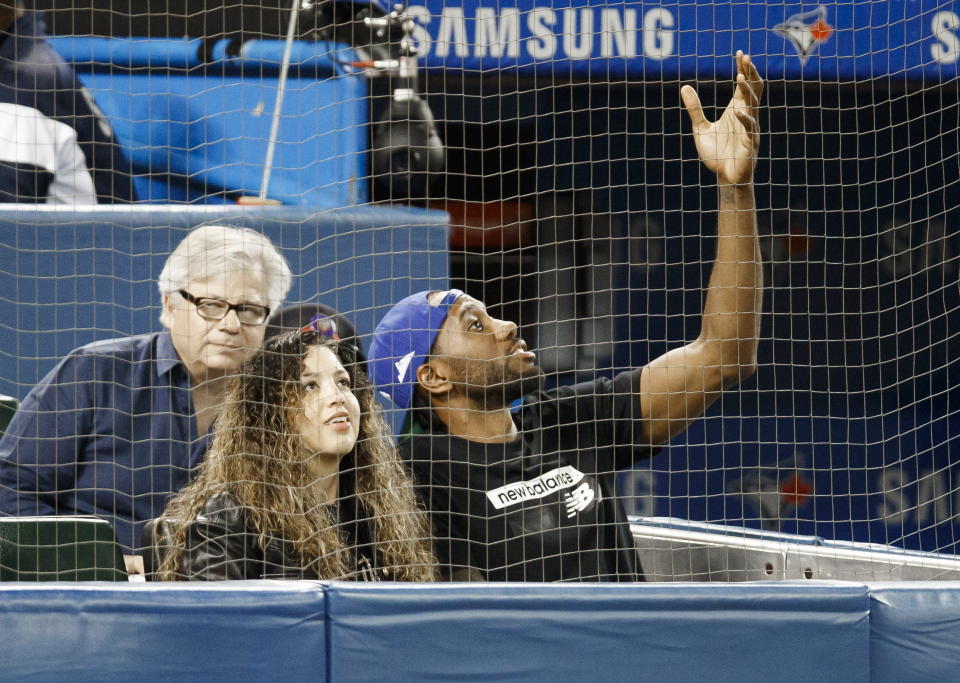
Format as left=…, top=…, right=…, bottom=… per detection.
left=158, top=330, right=437, bottom=581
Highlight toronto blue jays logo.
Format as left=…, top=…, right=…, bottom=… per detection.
left=773, top=6, right=834, bottom=65
left=726, top=450, right=814, bottom=531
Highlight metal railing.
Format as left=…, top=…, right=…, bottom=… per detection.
left=632, top=517, right=960, bottom=581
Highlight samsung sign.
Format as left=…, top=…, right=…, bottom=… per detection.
left=407, top=5, right=674, bottom=60
left=408, top=1, right=960, bottom=81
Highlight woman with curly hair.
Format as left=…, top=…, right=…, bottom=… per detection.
left=156, top=328, right=437, bottom=581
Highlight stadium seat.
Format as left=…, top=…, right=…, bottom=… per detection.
left=0, top=395, right=15, bottom=436
left=0, top=516, right=127, bottom=581
left=48, top=37, right=368, bottom=205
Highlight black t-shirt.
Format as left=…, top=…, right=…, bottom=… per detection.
left=399, top=369, right=658, bottom=582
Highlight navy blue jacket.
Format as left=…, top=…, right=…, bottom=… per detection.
left=0, top=332, right=208, bottom=552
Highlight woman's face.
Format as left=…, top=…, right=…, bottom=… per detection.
left=294, top=346, right=361, bottom=459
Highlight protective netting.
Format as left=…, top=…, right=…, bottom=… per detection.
left=0, top=1, right=957, bottom=581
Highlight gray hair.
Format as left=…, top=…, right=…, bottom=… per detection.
left=157, top=225, right=292, bottom=311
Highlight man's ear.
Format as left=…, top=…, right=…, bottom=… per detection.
left=416, top=359, right=452, bottom=397
left=159, top=293, right=174, bottom=330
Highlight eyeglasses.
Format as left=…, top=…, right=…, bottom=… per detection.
left=178, top=289, right=270, bottom=326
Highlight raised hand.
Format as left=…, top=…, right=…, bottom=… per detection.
left=681, top=51, right=763, bottom=185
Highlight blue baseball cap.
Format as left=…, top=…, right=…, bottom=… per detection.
left=368, top=289, right=464, bottom=412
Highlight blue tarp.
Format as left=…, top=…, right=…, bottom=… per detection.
left=48, top=38, right=368, bottom=205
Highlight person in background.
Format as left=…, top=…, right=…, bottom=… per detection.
left=156, top=329, right=436, bottom=581
left=0, top=1, right=136, bottom=203
left=265, top=302, right=367, bottom=364
left=0, top=224, right=291, bottom=552
left=367, top=52, right=764, bottom=581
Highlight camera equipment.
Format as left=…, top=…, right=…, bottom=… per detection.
left=300, top=0, right=445, bottom=200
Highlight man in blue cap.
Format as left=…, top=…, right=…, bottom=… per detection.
left=369, top=52, right=764, bottom=581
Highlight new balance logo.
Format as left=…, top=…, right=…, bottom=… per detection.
left=486, top=466, right=584, bottom=510
left=395, top=350, right=416, bottom=382
left=564, top=481, right=596, bottom=518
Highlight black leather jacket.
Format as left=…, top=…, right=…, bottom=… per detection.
left=179, top=492, right=383, bottom=581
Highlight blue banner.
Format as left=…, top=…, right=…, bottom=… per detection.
left=407, top=0, right=960, bottom=80
left=619, top=407, right=960, bottom=554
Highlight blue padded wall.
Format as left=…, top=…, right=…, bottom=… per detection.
left=868, top=583, right=960, bottom=682
left=1, top=581, right=958, bottom=680
left=324, top=581, right=870, bottom=682
left=0, top=582, right=327, bottom=681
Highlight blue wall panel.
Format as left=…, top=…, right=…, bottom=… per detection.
left=0, top=582, right=328, bottom=682
left=1, top=581, right=959, bottom=680
left=325, top=581, right=870, bottom=682
left=0, top=206, right=449, bottom=400
left=868, top=583, right=960, bottom=682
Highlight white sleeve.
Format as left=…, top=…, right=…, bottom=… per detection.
left=0, top=102, right=98, bottom=204
left=47, top=118, right=98, bottom=205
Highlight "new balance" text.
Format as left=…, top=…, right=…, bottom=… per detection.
left=486, top=466, right=585, bottom=510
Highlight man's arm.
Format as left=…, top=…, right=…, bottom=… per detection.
left=639, top=51, right=764, bottom=447
left=0, top=356, right=88, bottom=515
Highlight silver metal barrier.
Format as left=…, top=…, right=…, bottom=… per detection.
left=632, top=517, right=960, bottom=581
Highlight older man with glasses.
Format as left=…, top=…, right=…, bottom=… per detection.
left=0, top=225, right=291, bottom=553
